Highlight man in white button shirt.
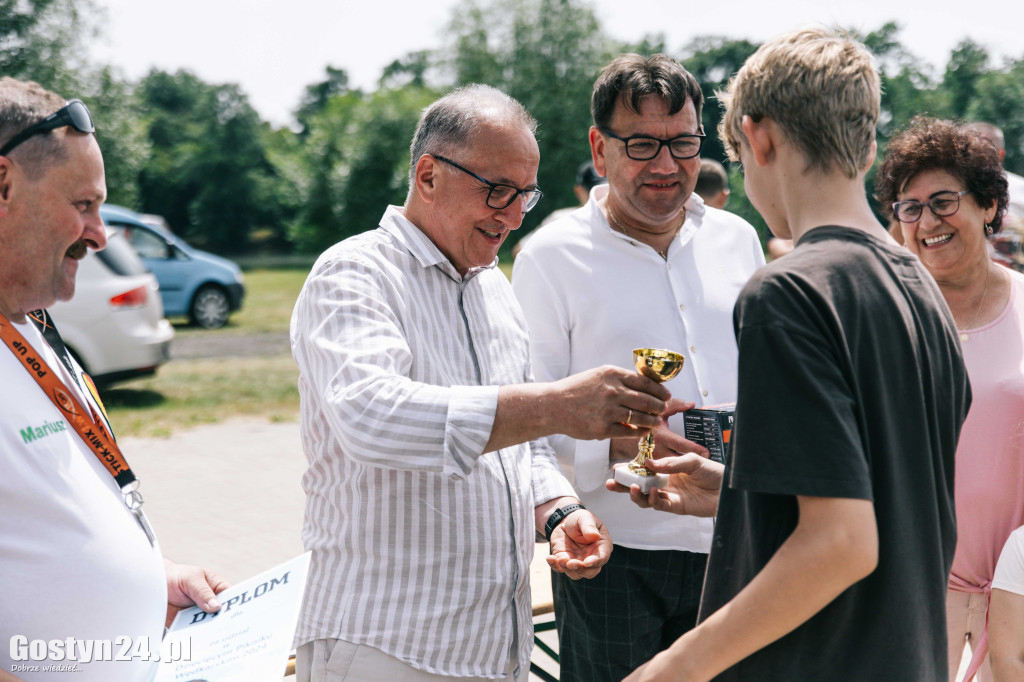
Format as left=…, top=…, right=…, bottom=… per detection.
left=290, top=84, right=672, bottom=682
left=512, top=54, right=764, bottom=681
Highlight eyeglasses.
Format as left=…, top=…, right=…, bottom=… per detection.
left=598, top=126, right=705, bottom=161
left=892, top=189, right=971, bottom=223
left=0, top=99, right=95, bottom=157
left=431, top=154, right=544, bottom=212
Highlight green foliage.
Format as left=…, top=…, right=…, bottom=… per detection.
left=282, top=79, right=438, bottom=253
left=135, top=69, right=281, bottom=254
left=295, top=66, right=351, bottom=136
left=337, top=87, right=437, bottom=243
left=380, top=51, right=433, bottom=90
left=444, top=0, right=618, bottom=249
left=967, top=58, right=1024, bottom=175
left=87, top=67, right=148, bottom=208
left=8, top=0, right=1024, bottom=260
left=679, top=36, right=759, bottom=164
left=725, top=166, right=769, bottom=247
left=943, top=40, right=989, bottom=119
left=0, top=0, right=99, bottom=95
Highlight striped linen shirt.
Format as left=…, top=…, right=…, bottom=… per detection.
left=290, top=205, right=576, bottom=678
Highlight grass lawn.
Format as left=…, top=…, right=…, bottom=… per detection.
left=101, top=268, right=309, bottom=438
left=167, top=267, right=310, bottom=336
left=100, top=263, right=517, bottom=439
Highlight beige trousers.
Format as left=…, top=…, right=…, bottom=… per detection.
left=947, top=589, right=993, bottom=682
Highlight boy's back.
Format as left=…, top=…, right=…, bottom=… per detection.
left=700, top=225, right=971, bottom=679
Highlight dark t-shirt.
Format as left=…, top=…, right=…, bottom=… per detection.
left=698, top=226, right=971, bottom=680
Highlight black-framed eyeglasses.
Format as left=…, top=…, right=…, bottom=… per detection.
left=598, top=126, right=705, bottom=161
left=431, top=154, right=544, bottom=212
left=0, top=99, right=95, bottom=157
left=892, top=189, right=971, bottom=223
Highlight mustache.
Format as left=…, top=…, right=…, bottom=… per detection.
left=65, top=240, right=88, bottom=260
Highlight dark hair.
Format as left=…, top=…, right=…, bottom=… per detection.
left=876, top=116, right=1009, bottom=233
left=591, top=54, right=703, bottom=130
left=575, top=160, right=604, bottom=192
left=695, top=159, right=729, bottom=197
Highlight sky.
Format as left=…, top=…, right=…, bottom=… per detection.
left=89, top=0, right=1024, bottom=128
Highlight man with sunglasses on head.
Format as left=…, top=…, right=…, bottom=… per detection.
left=0, top=78, right=226, bottom=681
left=289, top=84, right=672, bottom=682
left=511, top=54, right=764, bottom=681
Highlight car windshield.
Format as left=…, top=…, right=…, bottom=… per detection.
left=96, top=231, right=148, bottom=276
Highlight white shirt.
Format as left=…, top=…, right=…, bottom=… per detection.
left=993, top=526, right=1024, bottom=597
left=0, top=319, right=166, bottom=681
left=290, top=206, right=575, bottom=678
left=512, top=186, right=764, bottom=552
left=1006, top=170, right=1024, bottom=219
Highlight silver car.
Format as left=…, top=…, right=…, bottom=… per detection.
left=48, top=227, right=174, bottom=386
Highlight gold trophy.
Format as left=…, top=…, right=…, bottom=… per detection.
left=613, top=348, right=685, bottom=493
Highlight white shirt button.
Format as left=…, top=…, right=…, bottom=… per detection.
left=702, top=389, right=709, bottom=397
left=690, top=345, right=697, bottom=353
left=678, top=304, right=686, bottom=312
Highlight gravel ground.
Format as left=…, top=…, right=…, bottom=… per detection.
left=125, top=417, right=558, bottom=680
left=170, top=330, right=290, bottom=360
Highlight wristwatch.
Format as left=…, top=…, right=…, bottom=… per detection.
left=544, top=503, right=586, bottom=541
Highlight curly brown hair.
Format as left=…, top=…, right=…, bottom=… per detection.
left=875, top=116, right=1010, bottom=233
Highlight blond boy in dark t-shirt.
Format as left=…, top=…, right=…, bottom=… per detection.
left=608, top=27, right=971, bottom=681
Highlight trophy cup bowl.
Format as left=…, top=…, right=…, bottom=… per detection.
left=613, top=348, right=685, bottom=493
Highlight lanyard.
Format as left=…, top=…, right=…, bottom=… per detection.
left=28, top=309, right=115, bottom=436
left=0, top=310, right=156, bottom=545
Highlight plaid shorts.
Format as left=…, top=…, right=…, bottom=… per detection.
left=551, top=544, right=707, bottom=682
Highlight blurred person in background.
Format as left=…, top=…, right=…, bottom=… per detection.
left=0, top=77, right=225, bottom=682
left=966, top=122, right=1024, bottom=218
left=694, top=158, right=730, bottom=209
left=513, top=53, right=763, bottom=681
left=877, top=116, right=1023, bottom=682
left=512, top=159, right=605, bottom=257
left=967, top=122, right=1024, bottom=273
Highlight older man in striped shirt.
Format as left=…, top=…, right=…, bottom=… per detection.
left=290, top=84, right=672, bottom=681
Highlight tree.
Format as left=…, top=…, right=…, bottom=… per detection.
left=295, top=66, right=352, bottom=136
left=852, top=22, right=945, bottom=145
left=380, top=50, right=434, bottom=90
left=0, top=0, right=100, bottom=95
left=86, top=67, right=148, bottom=209
left=281, top=82, right=438, bottom=253
left=337, top=87, right=439, bottom=243
left=136, top=69, right=280, bottom=253
left=284, top=89, right=360, bottom=253
left=967, top=58, right=1024, bottom=175
left=943, top=40, right=989, bottom=120
left=442, top=0, right=617, bottom=249
left=679, top=36, right=759, bottom=166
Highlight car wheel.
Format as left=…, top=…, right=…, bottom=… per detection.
left=190, top=285, right=230, bottom=329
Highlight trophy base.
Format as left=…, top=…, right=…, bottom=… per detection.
left=613, top=464, right=669, bottom=493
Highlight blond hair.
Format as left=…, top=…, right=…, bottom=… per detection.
left=718, top=27, right=880, bottom=178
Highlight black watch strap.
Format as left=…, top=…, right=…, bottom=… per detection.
left=544, top=503, right=586, bottom=541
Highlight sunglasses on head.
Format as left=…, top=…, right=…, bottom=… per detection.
left=0, top=99, right=95, bottom=157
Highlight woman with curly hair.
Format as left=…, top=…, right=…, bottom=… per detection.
left=877, top=116, right=1024, bottom=682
